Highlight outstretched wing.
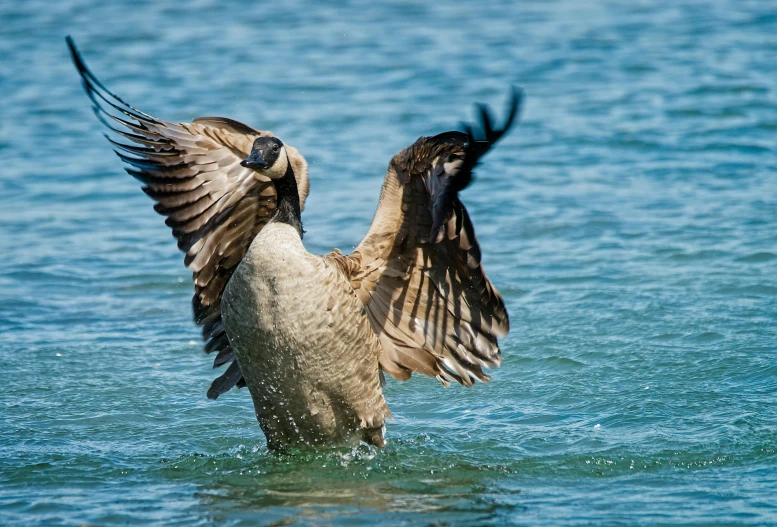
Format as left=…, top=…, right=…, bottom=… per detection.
left=67, top=37, right=310, bottom=399
left=325, top=87, right=520, bottom=386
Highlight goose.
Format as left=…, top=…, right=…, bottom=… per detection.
left=67, top=37, right=519, bottom=450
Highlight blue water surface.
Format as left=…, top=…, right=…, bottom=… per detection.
left=1, top=1, right=776, bottom=525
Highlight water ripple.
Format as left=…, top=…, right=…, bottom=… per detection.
left=2, top=0, right=777, bottom=525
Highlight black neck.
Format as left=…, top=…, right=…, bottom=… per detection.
left=271, top=158, right=304, bottom=238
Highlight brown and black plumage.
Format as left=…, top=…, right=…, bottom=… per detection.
left=67, top=37, right=309, bottom=399
left=68, top=36, right=520, bottom=449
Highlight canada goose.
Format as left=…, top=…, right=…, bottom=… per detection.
left=67, top=37, right=519, bottom=450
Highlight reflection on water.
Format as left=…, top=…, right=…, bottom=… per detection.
left=176, top=440, right=520, bottom=525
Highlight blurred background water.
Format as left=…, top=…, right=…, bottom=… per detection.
left=1, top=0, right=776, bottom=525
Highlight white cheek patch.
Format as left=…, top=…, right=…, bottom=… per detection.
left=262, top=147, right=290, bottom=179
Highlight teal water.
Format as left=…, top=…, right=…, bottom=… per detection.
left=2, top=1, right=776, bottom=525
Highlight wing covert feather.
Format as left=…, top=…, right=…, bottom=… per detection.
left=325, top=88, right=521, bottom=387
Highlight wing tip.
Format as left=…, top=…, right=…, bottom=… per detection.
left=502, top=84, right=524, bottom=135
left=463, top=85, right=525, bottom=156
left=66, top=36, right=162, bottom=126
left=65, top=35, right=96, bottom=86
left=65, top=35, right=80, bottom=68
left=206, top=360, right=243, bottom=399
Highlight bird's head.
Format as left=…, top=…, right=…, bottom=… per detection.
left=241, top=136, right=289, bottom=179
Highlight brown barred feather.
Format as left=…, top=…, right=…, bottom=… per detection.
left=324, top=86, right=519, bottom=387
left=67, top=37, right=309, bottom=399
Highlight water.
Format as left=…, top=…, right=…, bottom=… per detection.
left=1, top=0, right=776, bottom=525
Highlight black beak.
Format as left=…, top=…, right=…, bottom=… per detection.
left=241, top=150, right=267, bottom=170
